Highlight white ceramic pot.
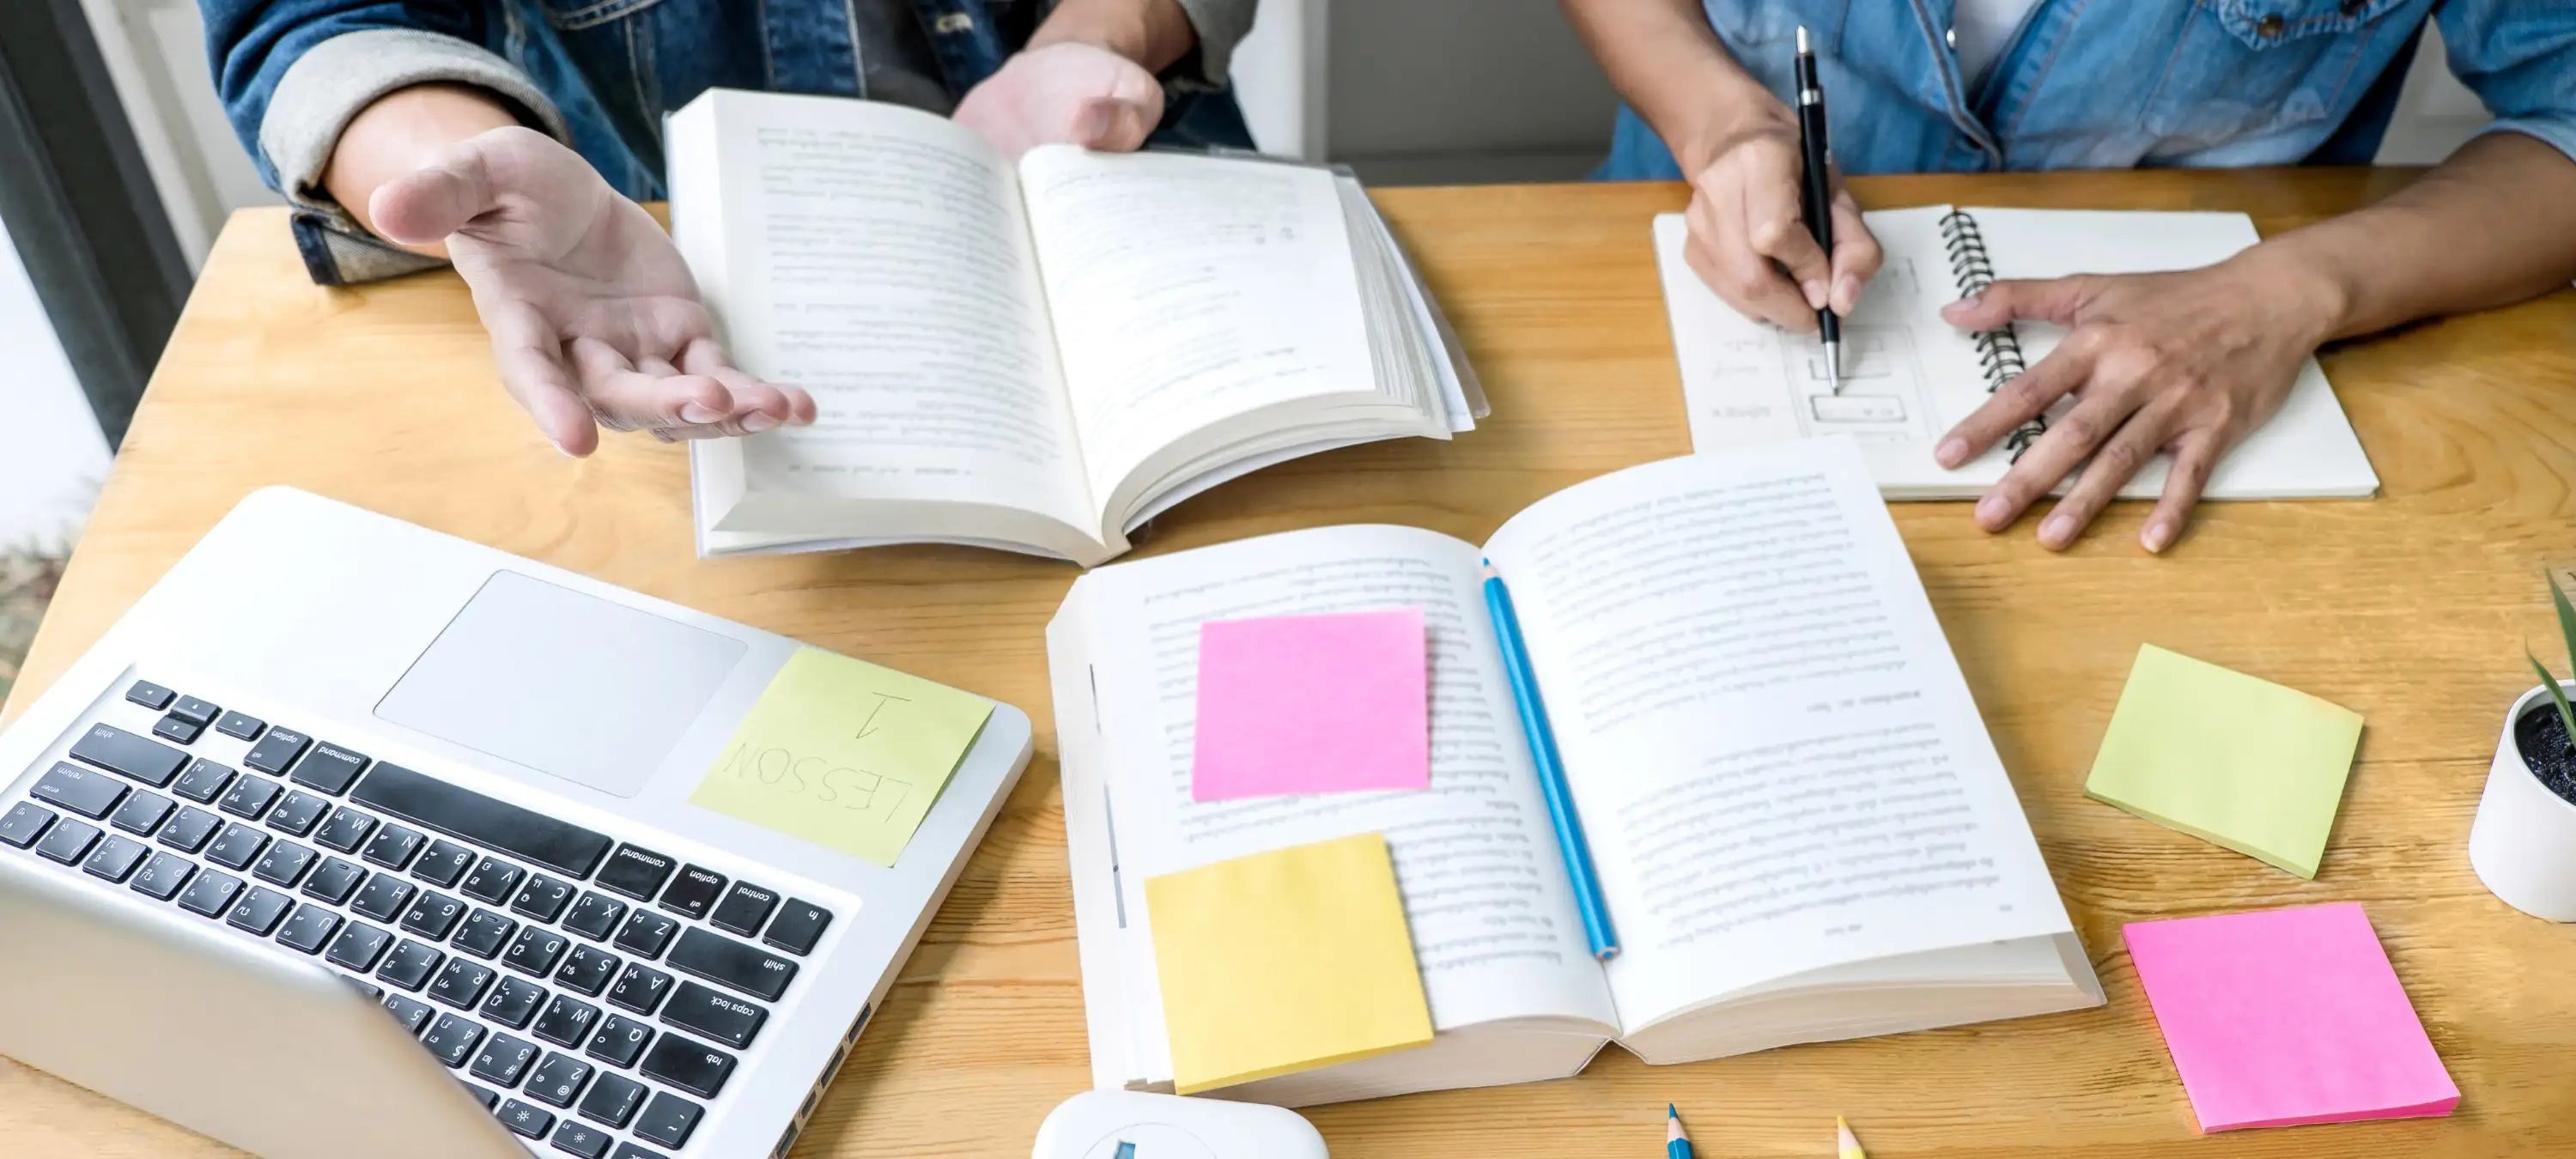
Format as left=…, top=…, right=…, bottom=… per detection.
left=2469, top=683, right=2576, bottom=920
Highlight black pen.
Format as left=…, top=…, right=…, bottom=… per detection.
left=1795, top=26, right=1842, bottom=394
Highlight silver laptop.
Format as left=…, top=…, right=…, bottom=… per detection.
left=0, top=487, right=1032, bottom=1158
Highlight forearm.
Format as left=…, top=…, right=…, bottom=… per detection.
left=2256, top=133, right=2576, bottom=341
left=322, top=83, right=521, bottom=258
left=1558, top=0, right=1781, bottom=172
left=1030, top=0, right=1200, bottom=74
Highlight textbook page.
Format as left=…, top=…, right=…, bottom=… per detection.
left=1479, top=442, right=2077, bottom=1032
left=1069, top=525, right=1622, bottom=1075
left=671, top=92, right=1096, bottom=549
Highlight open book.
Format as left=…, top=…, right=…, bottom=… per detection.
left=1048, top=438, right=2102, bottom=1106
left=665, top=89, right=1479, bottom=565
left=1655, top=207, right=2379, bottom=500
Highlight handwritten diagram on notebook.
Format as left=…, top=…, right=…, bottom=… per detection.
left=1652, top=207, right=2379, bottom=501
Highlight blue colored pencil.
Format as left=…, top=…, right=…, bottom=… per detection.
left=1481, top=561, right=1619, bottom=960
left=1668, top=1104, right=1693, bottom=1159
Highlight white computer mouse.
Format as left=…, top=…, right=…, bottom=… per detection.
left=1032, top=1090, right=1329, bottom=1159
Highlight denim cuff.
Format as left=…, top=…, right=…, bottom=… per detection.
left=2476, top=114, right=2576, bottom=168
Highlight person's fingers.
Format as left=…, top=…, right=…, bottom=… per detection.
left=2036, top=398, right=2177, bottom=551
left=1825, top=190, right=1882, bottom=314
left=1739, top=152, right=1833, bottom=310
left=1941, top=275, right=2094, bottom=331
left=677, top=339, right=817, bottom=426
left=1068, top=97, right=1157, bottom=154
left=482, top=300, right=598, bottom=456
left=1935, top=343, right=2092, bottom=467
left=371, top=147, right=498, bottom=246
left=1972, top=383, right=2142, bottom=534
left=1685, top=193, right=1815, bottom=330
left=2142, top=429, right=2221, bottom=554
left=568, top=337, right=737, bottom=433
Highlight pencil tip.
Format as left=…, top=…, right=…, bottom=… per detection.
left=1668, top=1103, right=1677, bottom=1120
left=1797, top=25, right=1810, bottom=52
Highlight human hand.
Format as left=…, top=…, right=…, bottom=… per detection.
left=369, top=126, right=814, bottom=455
left=1935, top=252, right=2342, bottom=553
left=953, top=41, right=1165, bottom=161
left=1678, top=106, right=1881, bottom=330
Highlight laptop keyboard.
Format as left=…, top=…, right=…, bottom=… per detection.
left=3, top=679, right=842, bottom=1158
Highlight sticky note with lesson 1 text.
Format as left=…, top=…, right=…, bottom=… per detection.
left=2124, top=903, right=2458, bottom=1132
left=690, top=648, right=993, bottom=867
left=2085, top=644, right=2363, bottom=879
left=1190, top=609, right=1430, bottom=802
left=1145, top=833, right=1434, bottom=1094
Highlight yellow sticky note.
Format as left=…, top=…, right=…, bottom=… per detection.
left=1145, top=834, right=1434, bottom=1094
left=690, top=648, right=993, bottom=867
left=2085, top=644, right=2364, bottom=879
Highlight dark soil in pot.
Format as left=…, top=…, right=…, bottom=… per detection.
left=2515, top=700, right=2576, bottom=806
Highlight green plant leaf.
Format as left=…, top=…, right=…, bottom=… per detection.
left=2553, top=569, right=2576, bottom=676
left=2529, top=649, right=2576, bottom=754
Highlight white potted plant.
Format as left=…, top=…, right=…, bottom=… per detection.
left=2468, top=573, right=2576, bottom=920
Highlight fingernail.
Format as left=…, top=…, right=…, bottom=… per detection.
left=2144, top=521, right=2174, bottom=554
left=1802, top=280, right=1829, bottom=310
left=1975, top=494, right=2008, bottom=525
left=1935, top=437, right=1968, bottom=468
left=2040, top=513, right=2075, bottom=546
left=742, top=413, right=780, bottom=434
left=1834, top=275, right=1860, bottom=310
left=680, top=403, right=724, bottom=424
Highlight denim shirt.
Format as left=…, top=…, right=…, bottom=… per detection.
left=1600, top=0, right=2576, bottom=179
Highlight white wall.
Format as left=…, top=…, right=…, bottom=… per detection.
left=0, top=221, right=112, bottom=555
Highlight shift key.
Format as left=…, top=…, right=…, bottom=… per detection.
left=69, top=725, right=187, bottom=787
left=665, top=928, right=797, bottom=1002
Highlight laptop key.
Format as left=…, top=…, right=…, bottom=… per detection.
left=533, top=995, right=601, bottom=1049
left=656, top=865, right=726, bottom=921
left=33, top=762, right=129, bottom=819
left=594, top=844, right=677, bottom=902
left=251, top=840, right=318, bottom=888
left=562, top=892, right=627, bottom=942
left=576, top=1071, right=647, bottom=1129
left=109, top=791, right=173, bottom=837
left=640, top=1032, right=735, bottom=1099
left=35, top=819, right=101, bottom=865
left=151, top=715, right=204, bottom=745
left=667, top=927, right=798, bottom=1002
left=422, top=1013, right=485, bottom=1067
left=204, top=823, right=268, bottom=871
left=303, top=857, right=368, bottom=905
left=428, top=958, right=499, bottom=1010
left=525, top=1052, right=594, bottom=1108
left=341, top=976, right=383, bottom=1001
left=462, top=1083, right=501, bottom=1110
left=555, top=944, right=621, bottom=998
left=216, top=776, right=281, bottom=820
left=611, top=910, right=678, bottom=960
left=361, top=822, right=425, bottom=869
left=266, top=792, right=331, bottom=837
left=276, top=904, right=343, bottom=953
left=225, top=886, right=295, bottom=935
left=350, top=875, right=418, bottom=922
left=414, top=839, right=477, bottom=888
left=176, top=870, right=243, bottom=917
left=383, top=992, right=437, bottom=1037
left=471, top=1032, right=541, bottom=1088
left=660, top=980, right=766, bottom=1050
left=708, top=881, right=780, bottom=938
left=213, top=710, right=266, bottom=741
left=377, top=939, right=446, bottom=991
left=125, top=680, right=176, bottom=710
left=68, top=725, right=187, bottom=787
left=504, top=927, right=571, bottom=978
left=496, top=1099, right=555, bottom=1139
left=584, top=1015, right=653, bottom=1069
left=170, top=695, right=221, bottom=726
left=453, top=907, right=519, bottom=959
left=290, top=742, right=370, bottom=795
left=130, top=853, right=197, bottom=901
left=0, top=801, right=56, bottom=848
left=242, top=727, right=311, bottom=775
left=82, top=834, right=151, bottom=883
left=631, top=1091, right=703, bottom=1150
left=610, top=1145, right=667, bottom=1159
left=327, top=921, right=397, bottom=973
left=399, top=890, right=468, bottom=940
left=158, top=806, right=224, bottom=853
left=549, top=1120, right=612, bottom=1158
left=462, top=857, right=526, bottom=906
left=349, top=763, right=614, bottom=879
left=172, top=759, right=236, bottom=804
left=483, top=974, right=550, bottom=1029
left=605, top=963, right=673, bottom=1016
left=313, top=808, right=378, bottom=853
left=512, top=873, right=576, bottom=923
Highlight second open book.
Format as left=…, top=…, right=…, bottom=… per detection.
left=1050, top=438, right=2103, bottom=1107
left=666, top=89, right=1477, bottom=565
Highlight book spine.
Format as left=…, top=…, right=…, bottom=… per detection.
left=1938, top=210, right=2044, bottom=459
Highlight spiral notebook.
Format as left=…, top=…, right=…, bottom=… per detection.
left=1652, top=207, right=2379, bottom=500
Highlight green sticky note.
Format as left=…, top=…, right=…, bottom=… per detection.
left=690, top=648, right=993, bottom=867
left=2085, top=644, right=2364, bottom=879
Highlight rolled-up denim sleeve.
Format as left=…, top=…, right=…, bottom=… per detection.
left=1171, top=0, right=1258, bottom=86
left=199, top=1, right=569, bottom=283
left=2436, top=0, right=2576, bottom=163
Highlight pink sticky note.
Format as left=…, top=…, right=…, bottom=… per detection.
left=2123, top=903, right=2459, bottom=1132
left=1191, top=610, right=1430, bottom=802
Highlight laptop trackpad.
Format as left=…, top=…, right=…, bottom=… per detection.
left=376, top=572, right=746, bottom=798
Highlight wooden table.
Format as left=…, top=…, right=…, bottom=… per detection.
left=8, top=170, right=2576, bottom=1157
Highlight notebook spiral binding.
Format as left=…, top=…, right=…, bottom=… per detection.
left=1938, top=209, right=2045, bottom=458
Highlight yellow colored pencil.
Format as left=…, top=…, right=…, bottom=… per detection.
left=1837, top=1116, right=1867, bottom=1159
